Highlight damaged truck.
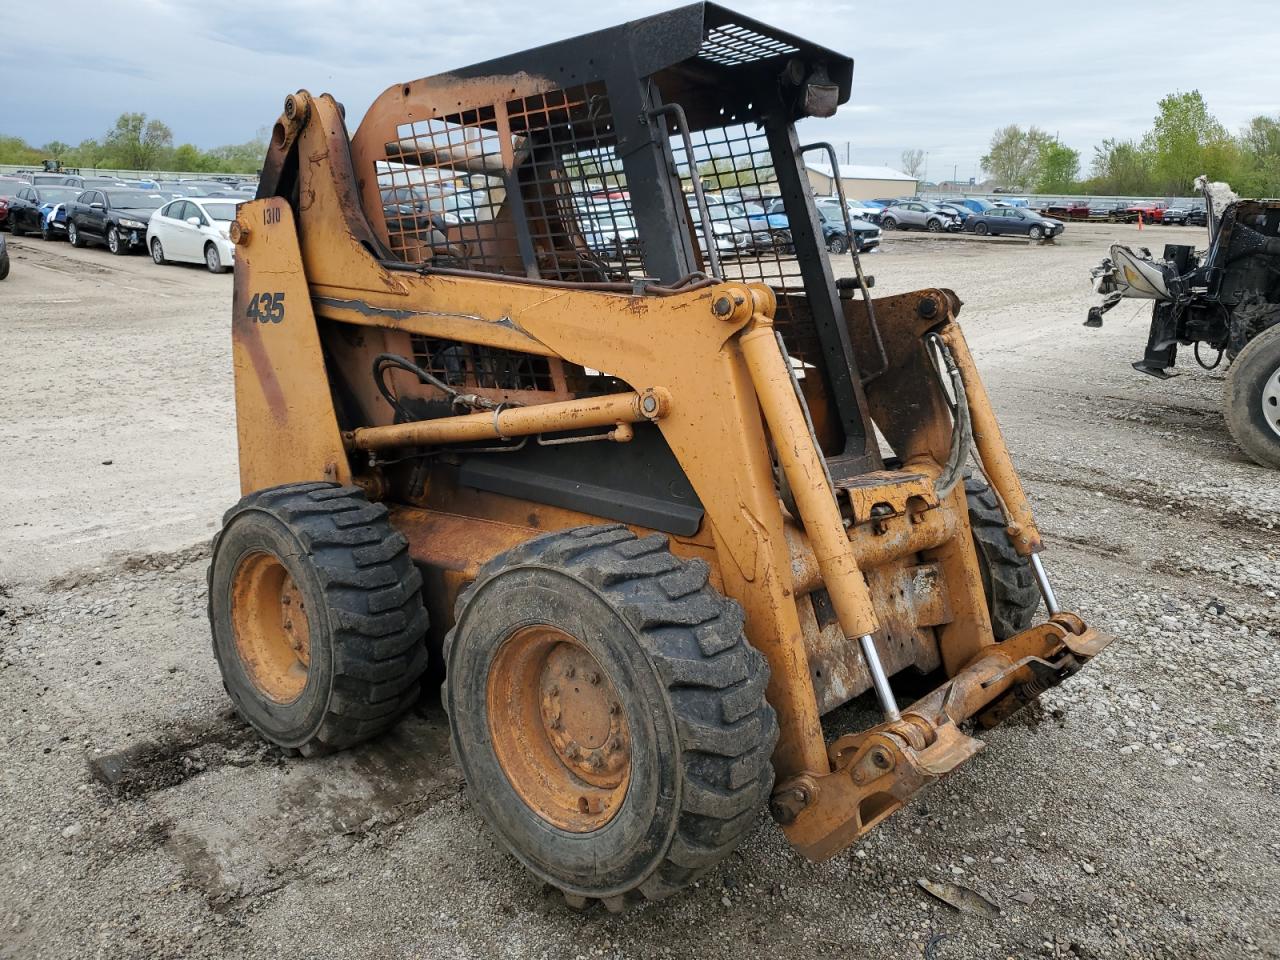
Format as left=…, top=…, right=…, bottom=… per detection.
left=1086, top=177, right=1280, bottom=468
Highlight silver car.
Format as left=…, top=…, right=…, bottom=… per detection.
left=878, top=200, right=961, bottom=233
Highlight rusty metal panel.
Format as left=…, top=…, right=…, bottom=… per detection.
left=801, top=561, right=946, bottom=714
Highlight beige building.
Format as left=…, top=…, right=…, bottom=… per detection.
left=805, top=161, right=918, bottom=201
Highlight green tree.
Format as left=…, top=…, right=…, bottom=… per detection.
left=980, top=124, right=1053, bottom=189
left=1086, top=138, right=1152, bottom=195
left=0, top=135, right=40, bottom=164
left=40, top=140, right=72, bottom=160
left=1036, top=141, right=1080, bottom=193
left=1142, top=90, right=1229, bottom=194
left=103, top=112, right=174, bottom=169
left=1235, top=115, right=1280, bottom=195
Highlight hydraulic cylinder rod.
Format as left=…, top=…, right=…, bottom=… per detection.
left=740, top=312, right=899, bottom=721
left=346, top=388, right=669, bottom=452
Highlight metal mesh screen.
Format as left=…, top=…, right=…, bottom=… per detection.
left=672, top=123, right=820, bottom=370
left=507, top=85, right=645, bottom=283
left=381, top=106, right=520, bottom=271
left=409, top=334, right=556, bottom=392
left=697, top=23, right=799, bottom=66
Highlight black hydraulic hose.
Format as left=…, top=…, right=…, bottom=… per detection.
left=925, top=333, right=972, bottom=499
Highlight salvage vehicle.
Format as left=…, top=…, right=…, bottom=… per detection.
left=66, top=188, right=167, bottom=254
left=0, top=177, right=26, bottom=230
left=5, top=185, right=80, bottom=238
left=1086, top=178, right=1280, bottom=467
left=966, top=206, right=1063, bottom=239
left=147, top=197, right=240, bottom=273
left=209, top=2, right=1110, bottom=910
left=878, top=199, right=960, bottom=232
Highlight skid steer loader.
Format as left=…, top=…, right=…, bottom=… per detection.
left=208, top=2, right=1111, bottom=909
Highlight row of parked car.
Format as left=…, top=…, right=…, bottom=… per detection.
left=1026, top=198, right=1207, bottom=225
left=0, top=173, right=254, bottom=273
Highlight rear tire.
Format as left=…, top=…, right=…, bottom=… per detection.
left=11, top=219, right=25, bottom=238
left=974, top=222, right=989, bottom=236
left=444, top=524, right=777, bottom=910
left=209, top=482, right=429, bottom=754
left=965, top=474, right=1039, bottom=639
left=881, top=216, right=898, bottom=230
left=151, top=238, right=167, bottom=265
left=1225, top=324, right=1280, bottom=469
left=205, top=242, right=227, bottom=273
left=68, top=221, right=85, bottom=247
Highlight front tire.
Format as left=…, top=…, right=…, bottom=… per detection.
left=926, top=218, right=942, bottom=233
left=209, top=482, right=430, bottom=754
left=1225, top=324, right=1280, bottom=468
left=1028, top=225, right=1044, bottom=240
left=107, top=226, right=127, bottom=255
left=826, top=234, right=848, bottom=254
left=965, top=474, right=1039, bottom=638
left=444, top=525, right=777, bottom=910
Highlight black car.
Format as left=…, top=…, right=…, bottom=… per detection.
left=0, top=234, right=9, bottom=280
left=66, top=188, right=168, bottom=254
left=6, top=185, right=82, bottom=238
left=816, top=208, right=880, bottom=254
left=965, top=206, right=1064, bottom=239
left=1186, top=207, right=1208, bottom=227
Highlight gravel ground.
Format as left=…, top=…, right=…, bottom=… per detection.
left=0, top=224, right=1277, bottom=960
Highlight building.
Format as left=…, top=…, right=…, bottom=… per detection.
left=804, top=161, right=918, bottom=201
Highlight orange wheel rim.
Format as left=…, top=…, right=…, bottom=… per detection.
left=487, top=625, right=631, bottom=832
left=230, top=551, right=311, bottom=703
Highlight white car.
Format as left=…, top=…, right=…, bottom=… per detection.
left=146, top=197, right=240, bottom=273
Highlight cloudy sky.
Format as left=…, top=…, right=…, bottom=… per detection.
left=4, top=0, right=1278, bottom=179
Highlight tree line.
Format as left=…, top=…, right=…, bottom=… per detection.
left=0, top=113, right=266, bottom=174
left=980, top=91, right=1280, bottom=197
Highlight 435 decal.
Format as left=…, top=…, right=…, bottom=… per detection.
left=246, top=292, right=286, bottom=323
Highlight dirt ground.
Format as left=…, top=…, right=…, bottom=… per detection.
left=0, top=223, right=1276, bottom=960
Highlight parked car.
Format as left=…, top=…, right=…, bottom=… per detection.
left=0, top=234, right=8, bottom=280
left=1162, top=205, right=1203, bottom=225
left=1122, top=201, right=1164, bottom=223
left=688, top=194, right=772, bottom=255
left=877, top=200, right=961, bottom=232
left=943, top=197, right=996, bottom=216
left=65, top=188, right=168, bottom=254
left=5, top=185, right=82, bottom=239
left=1041, top=200, right=1091, bottom=221
left=965, top=205, right=1064, bottom=239
left=146, top=197, right=240, bottom=273
left=178, top=180, right=243, bottom=198
left=998, top=196, right=1030, bottom=207
left=813, top=196, right=879, bottom=224
left=1186, top=207, right=1208, bottom=227
left=0, top=177, right=27, bottom=230
left=816, top=208, right=880, bottom=253
left=933, top=202, right=971, bottom=224
left=29, top=173, right=84, bottom=189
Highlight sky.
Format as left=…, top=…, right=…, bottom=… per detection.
left=4, top=0, right=1279, bottom=181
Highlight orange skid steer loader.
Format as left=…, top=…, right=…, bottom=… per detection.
left=207, top=2, right=1111, bottom=910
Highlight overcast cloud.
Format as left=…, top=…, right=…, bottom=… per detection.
left=4, top=0, right=1278, bottom=179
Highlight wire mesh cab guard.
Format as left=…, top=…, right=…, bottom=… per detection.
left=347, top=1, right=877, bottom=469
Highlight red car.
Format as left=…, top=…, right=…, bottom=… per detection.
left=1123, top=201, right=1164, bottom=223
left=0, top=176, right=28, bottom=230
left=1040, top=200, right=1091, bottom=221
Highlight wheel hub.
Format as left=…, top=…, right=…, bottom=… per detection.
left=1262, top=361, right=1280, bottom=440
left=487, top=626, right=631, bottom=832
left=230, top=551, right=311, bottom=703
